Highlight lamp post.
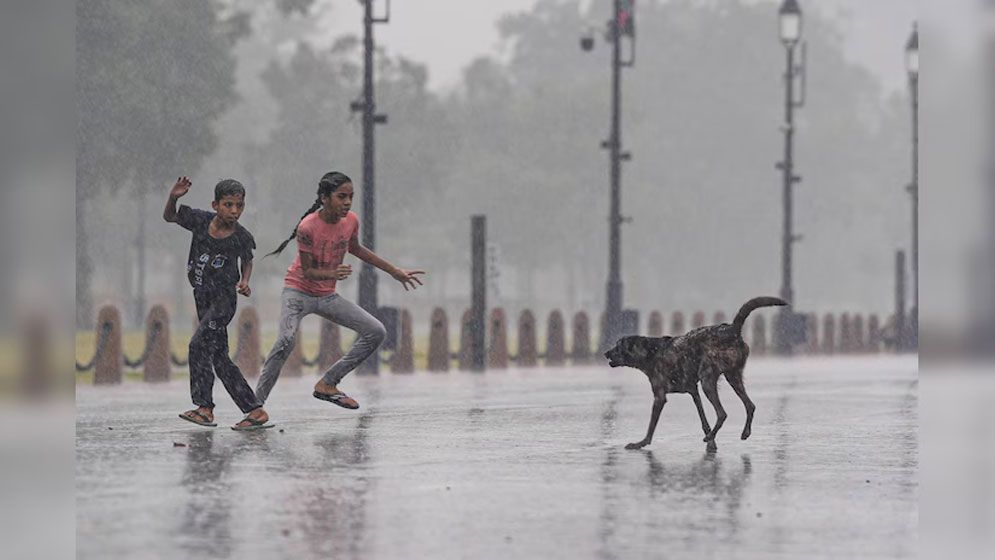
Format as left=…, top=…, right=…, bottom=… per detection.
left=352, top=0, right=390, bottom=373
left=904, top=23, right=919, bottom=350
left=773, top=0, right=806, bottom=355
left=581, top=1, right=636, bottom=350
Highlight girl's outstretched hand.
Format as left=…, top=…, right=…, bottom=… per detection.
left=236, top=280, right=251, bottom=297
left=391, top=268, right=425, bottom=291
left=170, top=176, right=192, bottom=198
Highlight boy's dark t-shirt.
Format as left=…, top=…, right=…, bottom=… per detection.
left=176, top=205, right=255, bottom=293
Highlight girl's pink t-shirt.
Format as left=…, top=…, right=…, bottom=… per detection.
left=284, top=211, right=359, bottom=296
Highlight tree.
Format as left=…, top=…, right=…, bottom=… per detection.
left=77, top=0, right=244, bottom=327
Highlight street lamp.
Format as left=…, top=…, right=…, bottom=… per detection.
left=904, top=22, right=919, bottom=350
left=773, top=0, right=807, bottom=355
left=352, top=0, right=390, bottom=373
left=580, top=1, right=638, bottom=350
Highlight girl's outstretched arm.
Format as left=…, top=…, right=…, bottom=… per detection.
left=349, top=238, right=425, bottom=291
left=163, top=177, right=191, bottom=222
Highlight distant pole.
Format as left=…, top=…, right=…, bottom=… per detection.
left=471, top=216, right=487, bottom=371
left=353, top=0, right=390, bottom=374
left=904, top=23, right=919, bottom=350
left=135, top=190, right=147, bottom=328
left=774, top=0, right=805, bottom=355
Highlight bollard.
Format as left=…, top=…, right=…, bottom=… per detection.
left=318, top=320, right=343, bottom=371
left=143, top=305, right=171, bottom=382
left=805, top=313, right=819, bottom=355
left=839, top=313, right=853, bottom=354
left=233, top=306, right=262, bottom=379
left=713, top=311, right=726, bottom=325
left=427, top=308, right=450, bottom=372
left=867, top=314, right=882, bottom=354
left=546, top=310, right=566, bottom=366
left=671, top=312, right=685, bottom=336
left=571, top=311, right=591, bottom=365
left=517, top=310, right=538, bottom=367
left=822, top=314, right=836, bottom=355
left=21, top=313, right=52, bottom=397
left=853, top=314, right=866, bottom=354
left=390, top=309, right=415, bottom=373
left=751, top=315, right=767, bottom=356
left=459, top=309, right=474, bottom=370
left=488, top=308, right=509, bottom=369
left=692, top=311, right=706, bottom=329
left=94, top=305, right=123, bottom=385
left=647, top=311, right=664, bottom=337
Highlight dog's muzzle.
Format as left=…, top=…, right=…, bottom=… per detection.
left=604, top=350, right=621, bottom=367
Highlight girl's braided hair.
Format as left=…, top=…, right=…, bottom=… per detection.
left=265, top=171, right=352, bottom=258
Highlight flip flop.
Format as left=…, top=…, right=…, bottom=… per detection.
left=231, top=416, right=275, bottom=431
left=179, top=410, right=217, bottom=427
left=313, top=390, right=360, bottom=410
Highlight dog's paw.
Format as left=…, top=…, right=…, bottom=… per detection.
left=741, top=429, right=751, bottom=440
left=625, top=441, right=647, bottom=450
left=703, top=434, right=714, bottom=443
left=706, top=440, right=718, bottom=452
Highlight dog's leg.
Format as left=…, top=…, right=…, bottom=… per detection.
left=725, top=368, right=756, bottom=440
left=626, top=392, right=666, bottom=450
left=701, top=375, right=727, bottom=443
left=691, top=388, right=711, bottom=437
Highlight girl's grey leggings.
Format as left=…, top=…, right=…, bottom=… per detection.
left=255, top=288, right=386, bottom=403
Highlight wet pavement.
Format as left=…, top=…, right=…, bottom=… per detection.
left=76, top=356, right=917, bottom=559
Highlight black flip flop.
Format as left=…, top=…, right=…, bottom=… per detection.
left=313, top=391, right=360, bottom=409
left=231, top=416, right=275, bottom=431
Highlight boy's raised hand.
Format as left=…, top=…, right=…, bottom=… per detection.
left=170, top=176, right=192, bottom=199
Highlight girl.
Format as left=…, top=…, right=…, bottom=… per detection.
left=255, top=171, right=424, bottom=409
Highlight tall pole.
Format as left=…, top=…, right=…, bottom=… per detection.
left=774, top=41, right=801, bottom=355
left=908, top=59, right=919, bottom=349
left=604, top=0, right=624, bottom=349
left=136, top=190, right=147, bottom=328
left=354, top=0, right=389, bottom=373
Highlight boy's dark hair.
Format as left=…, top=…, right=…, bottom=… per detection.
left=266, top=171, right=353, bottom=258
left=214, top=179, right=246, bottom=201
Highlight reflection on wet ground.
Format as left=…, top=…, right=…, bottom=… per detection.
left=77, top=356, right=917, bottom=559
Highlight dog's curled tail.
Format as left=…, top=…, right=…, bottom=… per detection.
left=732, top=296, right=788, bottom=334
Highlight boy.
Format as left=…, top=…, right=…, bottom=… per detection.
left=164, top=176, right=272, bottom=430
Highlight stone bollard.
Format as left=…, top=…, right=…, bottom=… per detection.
left=805, top=313, right=819, bottom=355
left=233, top=306, right=261, bottom=379
left=692, top=311, right=706, bottom=329
left=546, top=310, right=566, bottom=366
left=318, top=320, right=343, bottom=371
left=647, top=311, right=664, bottom=337
left=391, top=309, right=414, bottom=373
left=671, top=312, right=685, bottom=336
left=517, top=310, right=538, bottom=367
left=571, top=311, right=591, bottom=365
left=822, top=314, right=836, bottom=355
left=839, top=313, right=853, bottom=354
left=853, top=314, right=866, bottom=354
left=713, top=311, right=726, bottom=325
left=488, top=308, right=509, bottom=369
left=427, top=308, right=450, bottom=372
left=459, top=309, right=473, bottom=370
left=21, top=313, right=53, bottom=397
left=94, top=305, right=123, bottom=385
left=751, top=315, right=767, bottom=355
left=867, top=314, right=882, bottom=354
left=143, top=305, right=171, bottom=383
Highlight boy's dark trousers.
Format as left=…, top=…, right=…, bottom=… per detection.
left=189, top=288, right=261, bottom=413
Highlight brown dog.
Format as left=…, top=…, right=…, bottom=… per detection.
left=603, top=296, right=787, bottom=449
